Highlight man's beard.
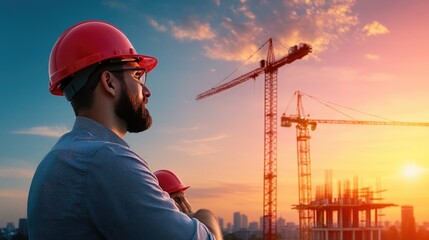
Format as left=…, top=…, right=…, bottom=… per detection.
left=115, top=83, right=152, bottom=133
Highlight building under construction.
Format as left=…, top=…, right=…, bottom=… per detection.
left=293, top=170, right=396, bottom=240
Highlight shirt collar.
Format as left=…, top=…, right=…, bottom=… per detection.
left=73, top=116, right=130, bottom=148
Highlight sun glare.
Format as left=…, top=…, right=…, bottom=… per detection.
left=402, top=164, right=422, bottom=179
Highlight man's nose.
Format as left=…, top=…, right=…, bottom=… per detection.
left=143, top=85, right=151, bottom=98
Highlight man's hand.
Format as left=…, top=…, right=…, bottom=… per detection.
left=170, top=191, right=192, bottom=214
left=171, top=191, right=223, bottom=239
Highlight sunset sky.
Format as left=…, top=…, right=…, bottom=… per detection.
left=1, top=0, right=429, bottom=227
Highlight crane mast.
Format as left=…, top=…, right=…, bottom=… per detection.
left=281, top=91, right=429, bottom=240
left=293, top=93, right=313, bottom=240
left=263, top=39, right=278, bottom=240
left=196, top=40, right=312, bottom=240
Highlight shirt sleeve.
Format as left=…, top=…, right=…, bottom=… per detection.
left=85, top=144, right=215, bottom=240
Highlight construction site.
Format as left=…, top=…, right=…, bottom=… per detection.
left=280, top=91, right=429, bottom=240
left=294, top=170, right=397, bottom=240
left=197, top=38, right=429, bottom=240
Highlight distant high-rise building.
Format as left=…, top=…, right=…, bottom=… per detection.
left=233, top=212, right=242, bottom=231
left=249, top=221, right=259, bottom=231
left=282, top=222, right=299, bottom=240
left=395, top=220, right=401, bottom=230
left=384, top=221, right=391, bottom=229
left=241, top=214, right=248, bottom=229
left=6, top=222, right=15, bottom=231
left=218, top=217, right=224, bottom=231
left=6, top=222, right=16, bottom=236
left=401, top=205, right=416, bottom=240
left=277, top=217, right=285, bottom=232
left=18, top=218, right=28, bottom=237
left=226, top=222, right=232, bottom=233
left=423, top=222, right=429, bottom=231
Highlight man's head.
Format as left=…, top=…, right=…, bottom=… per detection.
left=112, top=61, right=152, bottom=133
left=48, top=20, right=158, bottom=133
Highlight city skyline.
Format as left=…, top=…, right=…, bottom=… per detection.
left=1, top=0, right=429, bottom=228
left=3, top=212, right=429, bottom=240
left=4, top=208, right=429, bottom=234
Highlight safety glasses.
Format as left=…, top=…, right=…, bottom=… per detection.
left=109, top=67, right=147, bottom=86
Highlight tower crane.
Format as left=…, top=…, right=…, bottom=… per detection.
left=281, top=91, right=429, bottom=240
left=196, top=39, right=312, bottom=240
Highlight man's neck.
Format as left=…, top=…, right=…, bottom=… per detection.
left=77, top=112, right=127, bottom=138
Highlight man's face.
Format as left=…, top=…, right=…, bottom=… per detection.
left=114, top=64, right=152, bottom=133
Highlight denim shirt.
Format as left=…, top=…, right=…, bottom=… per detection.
left=27, top=117, right=214, bottom=240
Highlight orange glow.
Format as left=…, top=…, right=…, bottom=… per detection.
left=402, top=163, right=423, bottom=179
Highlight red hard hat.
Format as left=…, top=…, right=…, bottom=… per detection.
left=48, top=20, right=158, bottom=96
left=154, top=170, right=190, bottom=194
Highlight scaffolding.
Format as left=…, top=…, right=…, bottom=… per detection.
left=293, top=170, right=396, bottom=240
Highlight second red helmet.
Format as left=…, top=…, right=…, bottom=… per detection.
left=154, top=170, right=190, bottom=194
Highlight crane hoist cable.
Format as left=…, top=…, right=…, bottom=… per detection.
left=290, top=91, right=395, bottom=122
left=282, top=91, right=299, bottom=116
left=214, top=39, right=270, bottom=87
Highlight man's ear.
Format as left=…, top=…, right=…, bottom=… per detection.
left=100, top=71, right=117, bottom=97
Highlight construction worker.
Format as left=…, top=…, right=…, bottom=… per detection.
left=27, top=20, right=222, bottom=240
left=154, top=169, right=193, bottom=213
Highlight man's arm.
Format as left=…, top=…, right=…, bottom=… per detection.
left=191, top=209, right=223, bottom=240
left=87, top=147, right=215, bottom=239
left=172, top=192, right=223, bottom=240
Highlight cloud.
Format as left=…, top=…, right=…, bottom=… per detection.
left=183, top=134, right=228, bottom=143
left=362, top=21, right=389, bottom=36
left=148, top=16, right=215, bottom=41
left=365, top=72, right=394, bottom=82
left=162, top=126, right=200, bottom=133
left=148, top=17, right=167, bottom=32
left=167, top=145, right=218, bottom=156
left=0, top=167, right=34, bottom=179
left=169, top=17, right=215, bottom=41
left=232, top=5, right=256, bottom=20
left=0, top=190, right=27, bottom=199
left=188, top=181, right=259, bottom=199
left=13, top=126, right=69, bottom=138
left=148, top=0, right=358, bottom=62
left=202, top=17, right=264, bottom=61
left=201, top=0, right=358, bottom=62
left=365, top=53, right=380, bottom=61
left=168, top=134, right=228, bottom=156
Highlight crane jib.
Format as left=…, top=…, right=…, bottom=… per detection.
left=282, top=116, right=429, bottom=127
left=195, top=42, right=312, bottom=101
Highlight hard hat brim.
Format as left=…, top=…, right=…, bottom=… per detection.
left=49, top=53, right=157, bottom=96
